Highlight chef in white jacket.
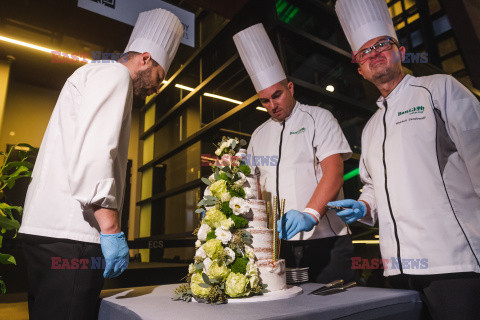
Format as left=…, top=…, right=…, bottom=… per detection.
left=234, top=24, right=354, bottom=283
left=329, top=0, right=480, bottom=319
left=19, top=9, right=183, bottom=319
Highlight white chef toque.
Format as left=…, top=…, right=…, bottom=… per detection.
left=335, top=0, right=397, bottom=52
left=233, top=23, right=286, bottom=93
left=125, top=8, right=184, bottom=74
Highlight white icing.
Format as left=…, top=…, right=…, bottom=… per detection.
left=257, top=259, right=287, bottom=292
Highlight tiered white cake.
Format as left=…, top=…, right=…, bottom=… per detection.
left=245, top=175, right=287, bottom=292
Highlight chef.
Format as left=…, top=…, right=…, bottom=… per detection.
left=329, top=0, right=480, bottom=318
left=233, top=24, right=354, bottom=283
left=19, top=8, right=183, bottom=319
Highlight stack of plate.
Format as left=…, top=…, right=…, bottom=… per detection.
left=286, top=267, right=309, bottom=284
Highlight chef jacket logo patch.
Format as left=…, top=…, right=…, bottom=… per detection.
left=398, top=106, right=424, bottom=117
left=290, top=127, right=305, bottom=135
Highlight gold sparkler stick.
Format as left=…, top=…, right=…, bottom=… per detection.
left=278, top=198, right=286, bottom=260
left=266, top=202, right=271, bottom=229
left=272, top=196, right=278, bottom=262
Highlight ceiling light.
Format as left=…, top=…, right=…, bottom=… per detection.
left=375, top=235, right=379, bottom=239
left=175, top=84, right=195, bottom=91
left=256, top=106, right=267, bottom=112
left=9, top=131, right=15, bottom=136
left=203, top=93, right=242, bottom=104
left=162, top=80, right=168, bottom=84
left=0, top=35, right=92, bottom=63
left=352, top=240, right=379, bottom=244
left=326, top=85, right=335, bottom=92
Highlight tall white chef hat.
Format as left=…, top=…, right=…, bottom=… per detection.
left=335, top=0, right=397, bottom=52
left=125, top=8, right=184, bottom=74
left=233, top=23, right=286, bottom=93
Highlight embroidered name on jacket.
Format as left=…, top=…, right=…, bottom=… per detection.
left=398, top=106, right=425, bottom=117
left=290, top=127, right=306, bottom=135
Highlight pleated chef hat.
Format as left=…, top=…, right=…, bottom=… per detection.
left=125, top=8, right=184, bottom=74
left=335, top=0, right=397, bottom=52
left=233, top=23, right=286, bottom=93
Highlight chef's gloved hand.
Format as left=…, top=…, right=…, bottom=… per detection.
left=328, top=199, right=366, bottom=224
left=277, top=210, right=317, bottom=240
left=100, top=232, right=129, bottom=278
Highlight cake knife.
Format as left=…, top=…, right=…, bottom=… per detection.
left=313, top=281, right=357, bottom=296
left=308, top=279, right=344, bottom=295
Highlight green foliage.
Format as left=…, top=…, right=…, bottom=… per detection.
left=239, top=164, right=251, bottom=175
left=229, top=256, right=249, bottom=275
left=220, top=202, right=233, bottom=216
left=229, top=185, right=246, bottom=199
left=230, top=214, right=248, bottom=229
left=0, top=144, right=38, bottom=294
left=206, top=229, right=216, bottom=241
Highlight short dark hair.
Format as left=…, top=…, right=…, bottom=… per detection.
left=120, top=51, right=159, bottom=66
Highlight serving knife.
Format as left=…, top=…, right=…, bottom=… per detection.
left=308, top=279, right=344, bottom=295
left=314, top=281, right=357, bottom=296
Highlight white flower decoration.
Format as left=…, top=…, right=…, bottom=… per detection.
left=245, top=246, right=255, bottom=260
left=195, top=240, right=202, bottom=248
left=197, top=224, right=212, bottom=241
left=234, top=172, right=246, bottom=186
left=229, top=197, right=249, bottom=215
left=188, top=263, right=195, bottom=274
left=220, top=192, right=232, bottom=203
left=195, top=246, right=207, bottom=260
left=224, top=247, right=236, bottom=265
left=220, top=217, right=235, bottom=230
left=215, top=227, right=232, bottom=245
left=204, top=186, right=212, bottom=197
left=203, top=258, right=213, bottom=273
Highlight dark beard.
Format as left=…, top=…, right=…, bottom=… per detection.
left=133, top=68, right=154, bottom=99
left=372, top=64, right=401, bottom=85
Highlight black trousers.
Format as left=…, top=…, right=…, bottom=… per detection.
left=22, top=234, right=105, bottom=320
left=280, top=234, right=355, bottom=283
left=388, top=272, right=480, bottom=320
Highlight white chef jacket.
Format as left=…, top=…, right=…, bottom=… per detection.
left=359, top=74, right=480, bottom=276
left=19, top=61, right=133, bottom=244
left=247, top=102, right=352, bottom=240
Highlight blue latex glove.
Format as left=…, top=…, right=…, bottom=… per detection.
left=328, top=199, right=366, bottom=224
left=100, top=232, right=129, bottom=278
left=277, top=209, right=317, bottom=240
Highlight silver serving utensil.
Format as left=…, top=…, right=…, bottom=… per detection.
left=308, top=279, right=344, bottom=295
left=314, top=281, right=357, bottom=296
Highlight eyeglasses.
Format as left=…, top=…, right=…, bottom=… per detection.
left=354, top=37, right=399, bottom=63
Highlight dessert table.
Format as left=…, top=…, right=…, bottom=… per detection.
left=98, top=283, right=422, bottom=320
